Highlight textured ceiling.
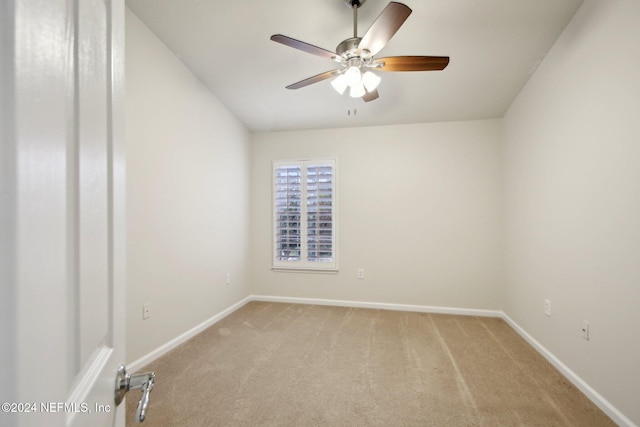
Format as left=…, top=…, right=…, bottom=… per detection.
left=125, top=0, right=584, bottom=133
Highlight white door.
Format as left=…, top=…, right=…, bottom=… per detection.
left=1, top=1, right=127, bottom=427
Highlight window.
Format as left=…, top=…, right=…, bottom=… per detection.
left=273, top=159, right=337, bottom=271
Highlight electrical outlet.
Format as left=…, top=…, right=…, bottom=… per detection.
left=581, top=320, right=590, bottom=340
left=225, top=272, right=231, bottom=286
left=142, top=303, right=151, bottom=320
left=357, top=268, right=365, bottom=279
left=544, top=299, right=551, bottom=317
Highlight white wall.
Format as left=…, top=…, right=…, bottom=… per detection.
left=503, top=0, right=640, bottom=424
left=251, top=120, right=504, bottom=309
left=125, top=9, right=251, bottom=364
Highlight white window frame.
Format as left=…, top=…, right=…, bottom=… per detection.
left=272, top=159, right=338, bottom=273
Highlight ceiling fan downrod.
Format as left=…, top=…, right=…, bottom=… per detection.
left=345, top=0, right=365, bottom=38
left=337, top=0, right=368, bottom=60
left=352, top=1, right=358, bottom=37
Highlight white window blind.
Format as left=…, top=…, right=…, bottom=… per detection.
left=273, top=159, right=337, bottom=271
left=274, top=165, right=302, bottom=262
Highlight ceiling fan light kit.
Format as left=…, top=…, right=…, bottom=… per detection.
left=350, top=82, right=367, bottom=98
left=344, top=61, right=363, bottom=86
left=331, top=74, right=349, bottom=95
left=362, top=71, right=381, bottom=92
left=271, top=1, right=449, bottom=103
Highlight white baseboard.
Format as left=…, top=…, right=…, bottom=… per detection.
left=250, top=294, right=503, bottom=318
left=127, top=296, right=252, bottom=372
left=501, top=313, right=636, bottom=427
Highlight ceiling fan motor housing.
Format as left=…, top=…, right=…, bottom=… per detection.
left=336, top=37, right=372, bottom=62
left=336, top=37, right=363, bottom=59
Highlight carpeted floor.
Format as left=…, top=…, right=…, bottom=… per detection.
left=126, top=301, right=615, bottom=426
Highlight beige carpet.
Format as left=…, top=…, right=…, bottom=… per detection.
left=126, top=301, right=615, bottom=426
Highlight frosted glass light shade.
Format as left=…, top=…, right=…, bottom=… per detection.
left=362, top=71, right=381, bottom=92
left=331, top=74, right=348, bottom=95
left=344, top=66, right=362, bottom=86
left=349, top=82, right=366, bottom=98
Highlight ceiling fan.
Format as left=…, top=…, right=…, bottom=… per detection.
left=270, top=0, right=449, bottom=102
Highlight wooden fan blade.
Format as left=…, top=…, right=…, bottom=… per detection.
left=358, top=2, right=412, bottom=56
left=271, top=34, right=336, bottom=60
left=286, top=69, right=341, bottom=90
left=376, top=56, right=449, bottom=72
left=363, top=89, right=379, bottom=102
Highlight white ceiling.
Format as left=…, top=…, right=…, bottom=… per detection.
left=125, top=0, right=584, bottom=133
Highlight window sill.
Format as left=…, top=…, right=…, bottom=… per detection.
left=271, top=267, right=339, bottom=275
